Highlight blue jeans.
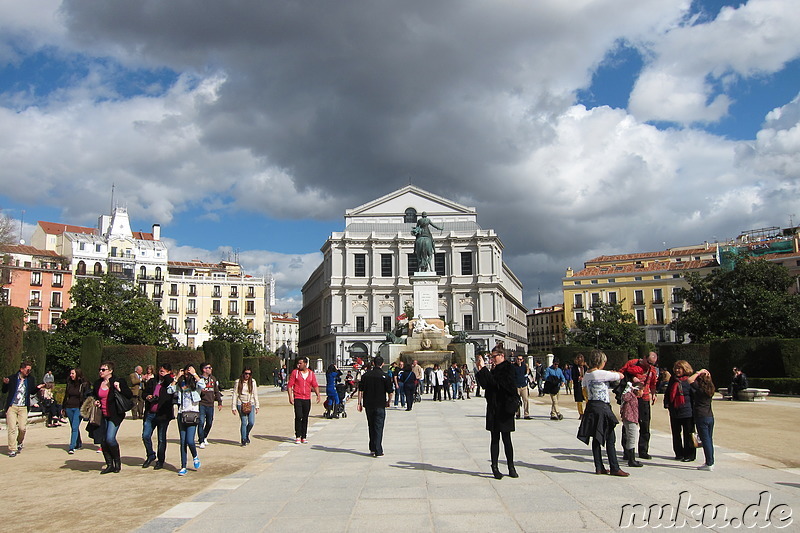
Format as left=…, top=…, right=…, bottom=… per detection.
left=178, top=419, right=198, bottom=468
left=198, top=405, right=215, bottom=442
left=394, top=387, right=405, bottom=407
left=238, top=406, right=255, bottom=443
left=451, top=381, right=459, bottom=399
left=142, top=412, right=170, bottom=463
left=65, top=407, right=83, bottom=451
left=100, top=417, right=120, bottom=446
left=695, top=416, right=715, bottom=466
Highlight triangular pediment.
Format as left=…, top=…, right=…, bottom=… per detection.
left=347, top=185, right=476, bottom=218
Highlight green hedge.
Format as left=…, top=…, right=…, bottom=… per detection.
left=23, top=329, right=47, bottom=382
left=0, top=306, right=24, bottom=407
left=709, top=338, right=787, bottom=387
left=102, top=345, right=157, bottom=379
left=80, top=335, right=103, bottom=379
left=747, top=378, right=800, bottom=395
left=157, top=350, right=205, bottom=372
left=259, top=355, right=281, bottom=386
left=242, top=357, right=261, bottom=385
left=554, top=345, right=629, bottom=371
left=230, top=343, right=244, bottom=382
left=204, top=340, right=231, bottom=389
left=777, top=340, right=800, bottom=378
left=657, top=344, right=711, bottom=373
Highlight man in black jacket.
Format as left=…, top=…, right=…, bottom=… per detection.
left=357, top=356, right=394, bottom=457
left=141, top=364, right=175, bottom=469
left=2, top=362, right=38, bottom=457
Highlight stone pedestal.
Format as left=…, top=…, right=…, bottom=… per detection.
left=412, top=272, right=440, bottom=319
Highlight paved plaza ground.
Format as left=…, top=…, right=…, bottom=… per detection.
left=3, top=382, right=799, bottom=532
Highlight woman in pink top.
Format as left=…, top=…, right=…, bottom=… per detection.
left=90, top=361, right=133, bottom=474
left=287, top=357, right=321, bottom=444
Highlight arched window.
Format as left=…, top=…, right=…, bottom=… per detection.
left=93, top=262, right=103, bottom=276
left=155, top=266, right=162, bottom=280
left=404, top=208, right=417, bottom=223
left=76, top=261, right=86, bottom=275
left=139, top=266, right=146, bottom=278
left=349, top=342, right=369, bottom=360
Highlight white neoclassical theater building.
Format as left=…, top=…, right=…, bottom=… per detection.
left=298, top=185, right=527, bottom=367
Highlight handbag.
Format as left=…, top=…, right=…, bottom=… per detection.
left=691, top=432, right=703, bottom=448
left=240, top=401, right=253, bottom=415
left=115, top=390, right=134, bottom=413
left=180, top=411, right=200, bottom=426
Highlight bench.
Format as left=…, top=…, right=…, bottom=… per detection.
left=717, top=387, right=770, bottom=401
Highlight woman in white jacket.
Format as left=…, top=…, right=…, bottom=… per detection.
left=168, top=364, right=205, bottom=476
left=231, top=367, right=260, bottom=446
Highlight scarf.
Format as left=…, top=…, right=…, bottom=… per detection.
left=668, top=376, right=687, bottom=408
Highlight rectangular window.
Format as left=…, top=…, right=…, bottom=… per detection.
left=186, top=318, right=195, bottom=334
left=355, top=316, right=365, bottom=332
left=634, top=290, right=644, bottom=305
left=212, top=300, right=221, bottom=314
left=213, top=286, right=221, bottom=297
left=139, top=283, right=147, bottom=294
left=96, top=244, right=101, bottom=252
left=169, top=299, right=178, bottom=313
left=591, top=279, right=598, bottom=284
left=460, top=252, right=473, bottom=275
left=79, top=242, right=86, bottom=251
left=354, top=254, right=366, bottom=277
left=381, top=254, right=393, bottom=277
left=575, top=312, right=584, bottom=322
left=434, top=253, right=445, bottom=276
left=636, top=309, right=645, bottom=325
left=31, top=271, right=42, bottom=286
left=245, top=300, right=255, bottom=315
left=573, top=294, right=583, bottom=309
left=655, top=308, right=665, bottom=325
left=382, top=316, right=393, bottom=332
left=591, top=292, right=601, bottom=304
left=463, top=314, right=473, bottom=331
left=247, top=286, right=255, bottom=298
left=574, top=280, right=581, bottom=285
left=228, top=300, right=239, bottom=315
left=608, top=292, right=618, bottom=305
left=187, top=299, right=196, bottom=313
left=51, top=292, right=62, bottom=308
left=189, top=284, right=197, bottom=297
left=52, top=273, right=63, bottom=287
left=672, top=288, right=683, bottom=304
left=170, top=284, right=178, bottom=296
left=111, top=246, right=117, bottom=257
left=653, top=288, right=663, bottom=304
left=653, top=275, right=661, bottom=280
left=230, top=287, right=239, bottom=298
left=407, top=254, right=418, bottom=275
left=169, top=317, right=177, bottom=333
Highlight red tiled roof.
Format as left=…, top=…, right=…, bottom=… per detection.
left=132, top=231, right=155, bottom=240
left=586, top=246, right=714, bottom=264
left=0, top=244, right=62, bottom=257
left=168, top=260, right=224, bottom=269
left=573, top=259, right=716, bottom=277
left=37, top=220, right=96, bottom=236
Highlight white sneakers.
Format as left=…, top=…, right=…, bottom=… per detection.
left=295, top=437, right=302, bottom=444
left=198, top=441, right=206, bottom=449
left=698, top=464, right=714, bottom=471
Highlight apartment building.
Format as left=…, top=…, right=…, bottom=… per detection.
left=527, top=304, right=565, bottom=354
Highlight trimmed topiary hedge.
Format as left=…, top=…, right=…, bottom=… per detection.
left=23, top=329, right=47, bottom=382
left=204, top=340, right=231, bottom=389
left=747, top=377, right=800, bottom=395
left=657, top=344, right=711, bottom=374
left=709, top=338, right=787, bottom=387
left=80, top=335, right=103, bottom=380
left=554, top=345, right=630, bottom=371
left=157, top=350, right=205, bottom=372
left=0, top=306, right=25, bottom=407
left=259, top=355, right=281, bottom=386
left=102, top=345, right=157, bottom=378
left=777, top=340, right=800, bottom=378
left=230, top=343, right=244, bottom=382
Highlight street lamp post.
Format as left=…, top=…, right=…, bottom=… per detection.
left=595, top=328, right=600, bottom=348
left=185, top=318, right=192, bottom=348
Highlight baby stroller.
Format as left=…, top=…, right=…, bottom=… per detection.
left=324, top=383, right=349, bottom=419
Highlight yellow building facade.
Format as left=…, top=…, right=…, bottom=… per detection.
left=562, top=245, right=718, bottom=344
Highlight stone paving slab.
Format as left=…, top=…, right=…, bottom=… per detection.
left=136, top=394, right=800, bottom=532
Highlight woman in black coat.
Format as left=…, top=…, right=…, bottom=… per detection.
left=89, top=361, right=133, bottom=474
left=475, top=347, right=520, bottom=479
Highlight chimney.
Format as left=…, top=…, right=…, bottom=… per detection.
left=565, top=267, right=573, bottom=278
left=152, top=224, right=161, bottom=241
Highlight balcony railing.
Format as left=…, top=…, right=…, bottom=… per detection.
left=573, top=302, right=584, bottom=309
left=652, top=298, right=664, bottom=304
left=211, top=310, right=222, bottom=315
left=51, top=302, right=63, bottom=310
left=52, top=282, right=63, bottom=288
left=245, top=310, right=256, bottom=315
left=29, top=299, right=42, bottom=308
left=168, top=308, right=179, bottom=314
left=138, top=274, right=164, bottom=281
left=228, top=309, right=240, bottom=315
left=229, top=291, right=239, bottom=298
left=634, top=299, right=645, bottom=306
left=31, top=280, right=42, bottom=287
left=186, top=309, right=197, bottom=314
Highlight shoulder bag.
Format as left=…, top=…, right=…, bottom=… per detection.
left=114, top=382, right=134, bottom=413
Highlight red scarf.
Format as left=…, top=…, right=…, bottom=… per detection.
left=668, top=376, right=687, bottom=408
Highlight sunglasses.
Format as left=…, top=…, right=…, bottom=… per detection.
left=99, top=367, right=109, bottom=372
left=243, top=372, right=252, bottom=375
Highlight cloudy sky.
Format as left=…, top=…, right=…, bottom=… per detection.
left=1, top=0, right=799, bottom=312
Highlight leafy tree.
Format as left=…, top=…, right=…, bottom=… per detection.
left=565, top=301, right=645, bottom=356
left=673, top=258, right=800, bottom=343
left=48, top=275, right=172, bottom=372
left=205, top=316, right=264, bottom=357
